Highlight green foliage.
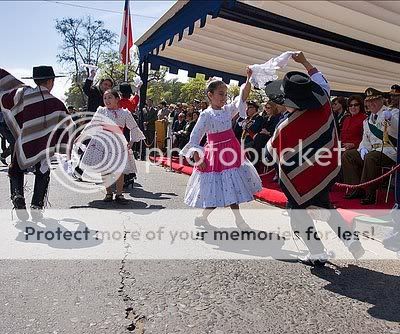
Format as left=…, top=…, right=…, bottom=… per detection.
left=65, top=82, right=86, bottom=109
left=227, top=85, right=240, bottom=100
left=147, top=77, right=184, bottom=105
left=179, top=74, right=207, bottom=103
left=97, top=50, right=138, bottom=85
left=249, top=88, right=267, bottom=106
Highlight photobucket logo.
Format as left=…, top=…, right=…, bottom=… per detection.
left=47, top=111, right=129, bottom=194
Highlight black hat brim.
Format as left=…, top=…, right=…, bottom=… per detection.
left=265, top=79, right=328, bottom=110
left=21, top=75, right=66, bottom=80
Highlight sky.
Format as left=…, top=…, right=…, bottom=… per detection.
left=0, top=0, right=177, bottom=100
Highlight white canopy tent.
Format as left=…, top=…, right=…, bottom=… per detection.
left=135, top=0, right=400, bottom=204
left=136, top=0, right=400, bottom=93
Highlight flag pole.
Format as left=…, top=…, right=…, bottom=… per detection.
left=124, top=1, right=130, bottom=82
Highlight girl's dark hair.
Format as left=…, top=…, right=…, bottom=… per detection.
left=347, top=95, right=365, bottom=113
left=332, top=96, right=348, bottom=112
left=100, top=78, right=114, bottom=86
left=104, top=89, right=120, bottom=99
left=206, top=79, right=227, bottom=94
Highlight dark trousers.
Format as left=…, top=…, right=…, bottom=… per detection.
left=342, top=149, right=394, bottom=195
left=288, top=188, right=354, bottom=254
left=9, top=157, right=50, bottom=207
left=0, top=122, right=15, bottom=159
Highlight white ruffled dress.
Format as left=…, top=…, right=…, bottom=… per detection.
left=80, top=107, right=145, bottom=175
left=181, top=95, right=262, bottom=208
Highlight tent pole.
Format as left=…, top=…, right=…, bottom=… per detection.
left=396, top=110, right=400, bottom=207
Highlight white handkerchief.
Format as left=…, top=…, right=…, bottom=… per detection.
left=249, top=51, right=300, bottom=89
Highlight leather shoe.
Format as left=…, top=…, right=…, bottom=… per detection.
left=360, top=193, right=376, bottom=205
left=344, top=190, right=365, bottom=199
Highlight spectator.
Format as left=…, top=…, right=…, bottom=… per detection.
left=342, top=88, right=398, bottom=204
left=259, top=101, right=282, bottom=139
left=83, top=69, right=113, bottom=113
left=193, top=99, right=200, bottom=111
left=172, top=112, right=187, bottom=149
left=250, top=101, right=283, bottom=172
left=332, top=96, right=348, bottom=132
left=200, top=100, right=208, bottom=111
left=143, top=98, right=158, bottom=146
left=177, top=111, right=198, bottom=149
left=340, top=95, right=366, bottom=151
left=242, top=100, right=264, bottom=165
left=157, top=100, right=169, bottom=120
left=389, top=84, right=400, bottom=109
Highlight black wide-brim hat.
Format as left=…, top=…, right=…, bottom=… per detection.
left=265, top=71, right=327, bottom=110
left=22, top=66, right=65, bottom=80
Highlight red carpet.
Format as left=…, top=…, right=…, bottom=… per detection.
left=150, top=156, right=394, bottom=221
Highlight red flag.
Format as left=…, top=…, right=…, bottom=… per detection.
left=120, top=0, right=133, bottom=64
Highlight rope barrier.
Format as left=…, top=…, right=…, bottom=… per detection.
left=334, top=164, right=400, bottom=189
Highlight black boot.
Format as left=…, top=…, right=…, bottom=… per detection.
left=11, top=194, right=29, bottom=221
left=31, top=169, right=50, bottom=220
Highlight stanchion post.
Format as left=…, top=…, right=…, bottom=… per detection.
left=139, top=139, right=143, bottom=161
left=154, top=130, right=157, bottom=160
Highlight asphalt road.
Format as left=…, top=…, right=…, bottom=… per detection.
left=0, top=159, right=399, bottom=334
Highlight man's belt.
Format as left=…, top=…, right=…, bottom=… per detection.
left=372, top=143, right=392, bottom=149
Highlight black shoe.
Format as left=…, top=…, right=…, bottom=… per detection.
left=360, top=194, right=376, bottom=205
left=30, top=205, right=44, bottom=221
left=114, top=194, right=129, bottom=204
left=103, top=193, right=113, bottom=202
left=344, top=190, right=365, bottom=200
left=12, top=195, right=29, bottom=221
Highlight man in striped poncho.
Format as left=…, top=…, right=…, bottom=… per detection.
left=0, top=66, right=71, bottom=221
left=265, top=53, right=364, bottom=265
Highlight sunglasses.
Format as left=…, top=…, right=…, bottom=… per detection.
left=349, top=103, right=360, bottom=107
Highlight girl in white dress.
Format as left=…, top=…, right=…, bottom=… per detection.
left=77, top=89, right=145, bottom=203
left=181, top=68, right=262, bottom=228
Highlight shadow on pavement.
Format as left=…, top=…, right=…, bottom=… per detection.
left=70, top=199, right=165, bottom=211
left=125, top=181, right=178, bottom=200
left=311, top=264, right=400, bottom=322
left=196, top=222, right=297, bottom=259
left=15, top=217, right=102, bottom=249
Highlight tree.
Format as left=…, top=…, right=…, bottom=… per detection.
left=56, top=16, right=116, bottom=108
left=179, top=74, right=207, bottom=103
left=228, top=85, right=240, bottom=101
left=56, top=16, right=117, bottom=82
left=249, top=88, right=267, bottom=106
left=97, top=50, right=138, bottom=86
left=65, top=83, right=86, bottom=109
left=147, top=77, right=183, bottom=105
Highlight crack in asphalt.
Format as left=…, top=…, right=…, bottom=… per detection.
left=119, top=222, right=146, bottom=333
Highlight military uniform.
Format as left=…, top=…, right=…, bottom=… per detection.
left=342, top=88, right=399, bottom=203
